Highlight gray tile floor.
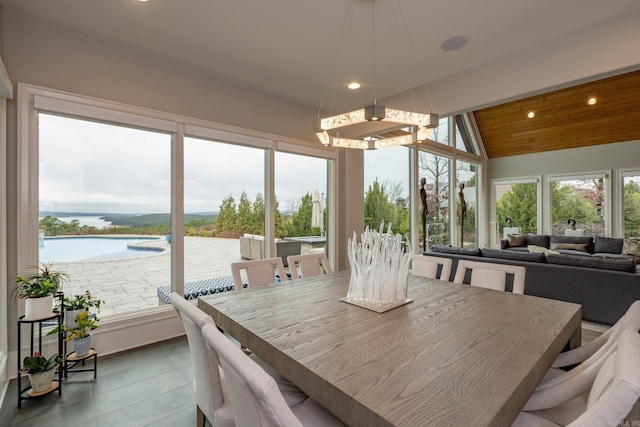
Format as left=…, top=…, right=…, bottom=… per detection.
left=0, top=336, right=200, bottom=427
left=0, top=322, right=609, bottom=427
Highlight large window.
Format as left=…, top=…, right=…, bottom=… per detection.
left=456, top=160, right=477, bottom=248
left=550, top=175, right=607, bottom=237
left=39, top=114, right=171, bottom=317
left=623, top=171, right=640, bottom=237
left=20, top=86, right=336, bottom=325
left=276, top=152, right=328, bottom=236
left=494, top=179, right=539, bottom=238
left=183, top=138, right=265, bottom=285
left=364, top=146, right=410, bottom=236
left=418, top=151, right=451, bottom=248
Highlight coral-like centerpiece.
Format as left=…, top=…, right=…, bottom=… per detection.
left=342, top=223, right=412, bottom=313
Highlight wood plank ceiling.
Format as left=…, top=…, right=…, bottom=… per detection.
left=473, top=70, right=640, bottom=158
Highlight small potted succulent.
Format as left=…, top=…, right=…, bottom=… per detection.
left=58, top=290, right=104, bottom=329
left=12, top=262, right=69, bottom=320
left=64, top=311, right=99, bottom=357
left=20, top=352, right=62, bottom=393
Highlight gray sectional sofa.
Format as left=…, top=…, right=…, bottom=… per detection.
left=426, top=234, right=640, bottom=325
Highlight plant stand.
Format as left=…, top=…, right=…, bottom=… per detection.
left=17, top=292, right=64, bottom=408
left=64, top=348, right=97, bottom=379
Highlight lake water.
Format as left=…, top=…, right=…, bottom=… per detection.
left=40, top=215, right=113, bottom=228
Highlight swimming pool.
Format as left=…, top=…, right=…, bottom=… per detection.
left=39, top=236, right=164, bottom=263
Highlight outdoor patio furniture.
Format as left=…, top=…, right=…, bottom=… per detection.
left=238, top=234, right=301, bottom=266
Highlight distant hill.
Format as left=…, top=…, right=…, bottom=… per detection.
left=103, top=213, right=217, bottom=227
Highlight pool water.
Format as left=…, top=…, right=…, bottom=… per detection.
left=39, top=237, right=162, bottom=263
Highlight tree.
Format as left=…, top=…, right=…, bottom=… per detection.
left=624, top=179, right=640, bottom=237
left=236, top=191, right=253, bottom=234
left=364, top=179, right=393, bottom=231
left=551, top=181, right=602, bottom=235
left=251, top=193, right=265, bottom=235
left=286, top=192, right=315, bottom=237
left=274, top=197, right=287, bottom=238
left=496, top=183, right=538, bottom=234
left=215, top=195, right=237, bottom=235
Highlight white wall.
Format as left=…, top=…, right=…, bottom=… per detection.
left=487, top=140, right=640, bottom=179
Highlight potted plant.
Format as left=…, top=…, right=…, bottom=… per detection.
left=12, top=262, right=69, bottom=320
left=58, top=290, right=104, bottom=329
left=20, top=352, right=62, bottom=393
left=64, top=311, right=99, bottom=357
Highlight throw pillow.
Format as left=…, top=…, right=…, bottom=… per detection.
left=550, top=243, right=589, bottom=252
left=623, top=238, right=640, bottom=257
left=527, top=245, right=559, bottom=255
left=507, top=234, right=525, bottom=247
left=593, top=236, right=623, bottom=254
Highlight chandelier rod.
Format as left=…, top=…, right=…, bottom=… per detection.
left=316, top=0, right=356, bottom=119
left=371, top=0, right=377, bottom=105
left=393, top=0, right=435, bottom=113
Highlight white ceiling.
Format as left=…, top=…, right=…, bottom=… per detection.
left=3, top=0, right=640, bottom=114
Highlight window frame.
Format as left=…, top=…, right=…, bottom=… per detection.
left=546, top=171, right=611, bottom=236
left=17, top=84, right=337, bottom=321
left=490, top=176, right=542, bottom=247
left=619, top=168, right=640, bottom=238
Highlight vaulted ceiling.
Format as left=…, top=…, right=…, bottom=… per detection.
left=474, top=70, right=640, bottom=158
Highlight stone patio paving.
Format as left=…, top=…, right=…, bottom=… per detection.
left=56, top=236, right=243, bottom=317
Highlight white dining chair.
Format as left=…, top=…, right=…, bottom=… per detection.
left=551, top=300, right=640, bottom=370
left=231, top=257, right=289, bottom=289
left=453, top=259, right=526, bottom=294
left=526, top=300, right=640, bottom=411
left=201, top=322, right=346, bottom=427
left=513, top=329, right=640, bottom=427
left=287, top=252, right=333, bottom=279
left=169, top=293, right=306, bottom=427
left=169, top=292, right=234, bottom=427
left=410, top=254, right=452, bottom=280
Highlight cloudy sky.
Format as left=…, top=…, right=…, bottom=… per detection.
left=38, top=114, right=405, bottom=215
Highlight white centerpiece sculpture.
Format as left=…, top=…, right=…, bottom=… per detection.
left=342, top=223, right=412, bottom=312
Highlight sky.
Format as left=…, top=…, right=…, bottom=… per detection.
left=38, top=114, right=471, bottom=216
left=39, top=114, right=329, bottom=215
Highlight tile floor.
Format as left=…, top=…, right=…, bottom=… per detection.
left=0, top=322, right=609, bottom=427
left=0, top=336, right=200, bottom=427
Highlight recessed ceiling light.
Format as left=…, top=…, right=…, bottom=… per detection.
left=440, top=35, right=469, bottom=52
left=527, top=111, right=535, bottom=119
left=588, top=97, right=597, bottom=105
left=347, top=82, right=361, bottom=90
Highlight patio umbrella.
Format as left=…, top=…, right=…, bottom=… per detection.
left=312, top=190, right=322, bottom=229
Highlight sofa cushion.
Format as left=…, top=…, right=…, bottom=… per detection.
left=550, top=242, right=589, bottom=253
left=481, top=248, right=547, bottom=263
left=507, top=234, right=525, bottom=247
left=623, top=238, right=640, bottom=257
left=523, top=234, right=550, bottom=248
left=430, top=245, right=481, bottom=256
left=550, top=235, right=594, bottom=253
left=546, top=253, right=637, bottom=273
left=594, top=236, right=623, bottom=254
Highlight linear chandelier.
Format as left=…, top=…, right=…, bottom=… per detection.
left=314, top=0, right=439, bottom=150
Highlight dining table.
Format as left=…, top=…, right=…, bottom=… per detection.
left=198, top=270, right=582, bottom=427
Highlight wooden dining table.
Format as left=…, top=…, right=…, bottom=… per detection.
left=198, top=270, right=581, bottom=427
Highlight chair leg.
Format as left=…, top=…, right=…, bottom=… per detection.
left=197, top=404, right=206, bottom=427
